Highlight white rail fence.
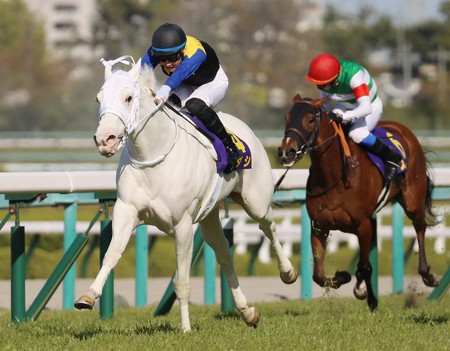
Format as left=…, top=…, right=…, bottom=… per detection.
left=0, top=169, right=449, bottom=264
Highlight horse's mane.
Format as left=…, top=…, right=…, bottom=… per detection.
left=139, top=65, right=159, bottom=92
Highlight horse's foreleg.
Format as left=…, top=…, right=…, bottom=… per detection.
left=74, top=199, right=138, bottom=310
left=200, top=211, right=259, bottom=328
left=173, top=218, right=195, bottom=333
left=259, top=219, right=298, bottom=284
left=412, top=222, right=440, bottom=287
left=311, top=227, right=351, bottom=289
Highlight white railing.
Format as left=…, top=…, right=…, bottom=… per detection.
left=0, top=169, right=449, bottom=264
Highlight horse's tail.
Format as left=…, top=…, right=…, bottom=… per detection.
left=425, top=158, right=440, bottom=227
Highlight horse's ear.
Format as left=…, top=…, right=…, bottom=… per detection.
left=293, top=94, right=302, bottom=103
left=129, top=59, right=142, bottom=80
left=312, top=97, right=328, bottom=108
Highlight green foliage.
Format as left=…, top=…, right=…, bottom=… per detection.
left=0, top=295, right=448, bottom=350
left=1, top=1, right=450, bottom=131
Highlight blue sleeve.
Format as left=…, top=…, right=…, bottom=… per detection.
left=141, top=47, right=159, bottom=68
left=164, top=49, right=206, bottom=90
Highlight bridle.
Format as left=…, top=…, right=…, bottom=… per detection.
left=275, top=101, right=339, bottom=192
left=99, top=56, right=179, bottom=167
left=284, top=107, right=322, bottom=163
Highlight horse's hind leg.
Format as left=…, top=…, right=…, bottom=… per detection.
left=257, top=211, right=298, bottom=284
left=353, top=219, right=378, bottom=311
left=233, top=193, right=297, bottom=284
left=200, top=209, right=259, bottom=328
left=412, top=221, right=440, bottom=287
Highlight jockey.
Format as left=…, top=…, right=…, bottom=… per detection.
left=306, top=53, right=402, bottom=185
left=142, top=23, right=242, bottom=173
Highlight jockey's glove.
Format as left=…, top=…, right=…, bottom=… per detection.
left=155, top=85, right=171, bottom=103
left=328, top=111, right=343, bottom=123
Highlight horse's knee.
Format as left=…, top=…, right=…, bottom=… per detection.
left=174, top=282, right=191, bottom=301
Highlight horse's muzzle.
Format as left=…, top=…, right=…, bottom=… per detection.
left=278, top=146, right=299, bottom=167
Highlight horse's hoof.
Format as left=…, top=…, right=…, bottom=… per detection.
left=422, top=273, right=440, bottom=287
left=245, top=310, right=260, bottom=328
left=353, top=280, right=367, bottom=300
left=368, top=296, right=378, bottom=311
left=74, top=295, right=96, bottom=310
left=280, top=268, right=298, bottom=284
left=335, top=271, right=351, bottom=285
left=241, top=306, right=260, bottom=328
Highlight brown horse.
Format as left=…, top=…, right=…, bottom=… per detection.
left=278, top=94, right=440, bottom=310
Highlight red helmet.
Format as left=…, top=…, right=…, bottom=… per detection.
left=307, top=54, right=341, bottom=85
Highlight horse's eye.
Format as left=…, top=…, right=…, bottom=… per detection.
left=126, top=96, right=132, bottom=103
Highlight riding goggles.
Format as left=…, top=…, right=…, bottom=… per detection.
left=155, top=51, right=184, bottom=63
left=317, top=79, right=338, bottom=91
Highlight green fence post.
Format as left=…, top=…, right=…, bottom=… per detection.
left=220, top=217, right=235, bottom=312
left=100, top=219, right=114, bottom=319
left=301, top=203, right=313, bottom=300
left=203, top=243, right=216, bottom=304
left=369, top=216, right=378, bottom=298
left=427, top=266, right=450, bottom=301
left=392, top=203, right=404, bottom=293
left=11, top=225, right=26, bottom=323
left=135, top=225, right=148, bottom=307
left=63, top=202, right=78, bottom=309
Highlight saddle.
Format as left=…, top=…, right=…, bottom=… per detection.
left=183, top=111, right=252, bottom=173
left=333, top=123, right=407, bottom=176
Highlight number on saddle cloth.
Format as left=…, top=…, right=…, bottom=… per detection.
left=183, top=111, right=252, bottom=173
left=367, top=128, right=407, bottom=176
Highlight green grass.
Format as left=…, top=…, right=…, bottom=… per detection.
left=0, top=295, right=448, bottom=350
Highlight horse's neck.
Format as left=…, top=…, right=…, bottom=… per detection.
left=310, top=121, right=344, bottom=181
left=127, top=98, right=178, bottom=161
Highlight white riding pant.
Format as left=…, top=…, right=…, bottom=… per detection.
left=173, top=66, right=229, bottom=109
left=337, top=97, right=383, bottom=144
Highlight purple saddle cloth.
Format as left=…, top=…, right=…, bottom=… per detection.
left=184, top=112, right=252, bottom=173
left=367, top=128, right=407, bottom=175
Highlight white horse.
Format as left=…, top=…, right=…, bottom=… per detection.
left=74, top=56, right=298, bottom=332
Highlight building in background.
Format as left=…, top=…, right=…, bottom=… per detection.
left=22, top=0, right=100, bottom=60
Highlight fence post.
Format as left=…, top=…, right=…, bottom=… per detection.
left=203, top=243, right=216, bottom=304
left=369, top=216, right=378, bottom=297
left=220, top=217, right=235, bottom=312
left=99, top=219, right=113, bottom=319
left=135, top=225, right=148, bottom=307
left=301, top=203, right=313, bottom=300
left=63, top=202, right=77, bottom=309
left=392, top=203, right=404, bottom=293
left=11, top=225, right=26, bottom=323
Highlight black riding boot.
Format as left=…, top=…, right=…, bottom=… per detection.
left=365, top=137, right=402, bottom=185
left=221, top=133, right=243, bottom=173
left=185, top=98, right=242, bottom=173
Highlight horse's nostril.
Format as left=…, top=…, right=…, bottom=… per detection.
left=106, top=135, right=116, bottom=143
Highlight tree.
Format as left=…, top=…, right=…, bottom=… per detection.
left=0, top=0, right=72, bottom=130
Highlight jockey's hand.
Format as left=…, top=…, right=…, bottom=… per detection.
left=154, top=85, right=171, bottom=105
left=328, top=111, right=343, bottom=123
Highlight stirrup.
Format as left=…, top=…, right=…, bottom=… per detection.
left=224, top=146, right=242, bottom=173
left=383, top=161, right=399, bottom=184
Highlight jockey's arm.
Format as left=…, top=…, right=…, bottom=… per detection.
left=340, top=71, right=372, bottom=121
